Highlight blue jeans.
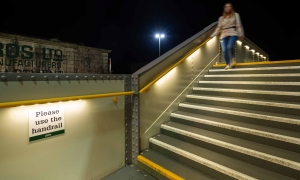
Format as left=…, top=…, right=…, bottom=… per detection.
left=220, top=36, right=238, bottom=65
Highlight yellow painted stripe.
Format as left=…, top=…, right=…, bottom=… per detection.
left=139, top=37, right=212, bottom=93
left=0, top=91, right=134, bottom=109
left=213, top=59, right=300, bottom=67
left=137, top=155, right=185, bottom=180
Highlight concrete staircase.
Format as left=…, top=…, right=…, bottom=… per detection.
left=138, top=60, right=300, bottom=180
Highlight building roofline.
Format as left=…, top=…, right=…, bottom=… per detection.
left=0, top=32, right=112, bottom=53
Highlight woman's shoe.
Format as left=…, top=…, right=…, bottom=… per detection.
left=224, top=65, right=230, bottom=70
left=230, top=61, right=236, bottom=68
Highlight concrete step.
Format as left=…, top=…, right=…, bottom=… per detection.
left=186, top=94, right=300, bottom=116
left=149, top=134, right=294, bottom=180
left=192, top=87, right=300, bottom=102
left=198, top=81, right=300, bottom=92
left=161, top=122, right=300, bottom=178
left=204, top=73, right=300, bottom=82
left=102, top=164, right=156, bottom=180
left=212, top=60, right=300, bottom=69
left=138, top=149, right=216, bottom=180
left=209, top=66, right=300, bottom=75
left=177, top=102, right=300, bottom=132
left=171, top=110, right=300, bottom=153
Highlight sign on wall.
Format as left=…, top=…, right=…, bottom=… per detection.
left=29, top=106, right=64, bottom=142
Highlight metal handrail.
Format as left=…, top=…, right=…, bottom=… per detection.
left=0, top=91, right=134, bottom=109
left=139, top=37, right=212, bottom=93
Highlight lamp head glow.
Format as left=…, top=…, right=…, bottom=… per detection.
left=244, top=45, right=249, bottom=49
left=237, top=40, right=242, bottom=44
left=155, top=34, right=165, bottom=38
left=251, top=49, right=255, bottom=52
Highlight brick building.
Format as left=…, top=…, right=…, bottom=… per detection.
left=0, top=32, right=111, bottom=73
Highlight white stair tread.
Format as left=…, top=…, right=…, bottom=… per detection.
left=198, top=81, right=300, bottom=85
left=193, top=87, right=300, bottom=96
left=161, top=122, right=300, bottom=169
left=205, top=73, right=300, bottom=77
left=179, top=102, right=300, bottom=126
left=172, top=108, right=300, bottom=144
left=209, top=66, right=300, bottom=72
left=150, top=135, right=294, bottom=180
left=186, top=94, right=300, bottom=109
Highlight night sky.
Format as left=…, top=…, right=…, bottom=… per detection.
left=1, top=0, right=298, bottom=73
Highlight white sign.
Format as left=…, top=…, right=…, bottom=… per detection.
left=29, top=106, right=64, bottom=142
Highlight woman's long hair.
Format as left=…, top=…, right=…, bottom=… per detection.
left=222, top=3, right=235, bottom=18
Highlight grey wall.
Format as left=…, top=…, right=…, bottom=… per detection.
left=0, top=76, right=126, bottom=180
left=138, top=34, right=220, bottom=150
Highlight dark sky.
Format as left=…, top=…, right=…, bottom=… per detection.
left=1, top=0, right=298, bottom=73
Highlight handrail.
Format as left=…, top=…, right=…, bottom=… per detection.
left=0, top=91, right=134, bottom=109
left=139, top=37, right=212, bottom=93
left=143, top=53, right=220, bottom=135
left=241, top=37, right=268, bottom=59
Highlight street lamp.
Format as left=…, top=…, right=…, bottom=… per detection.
left=155, top=34, right=165, bottom=56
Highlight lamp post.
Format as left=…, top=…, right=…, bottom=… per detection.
left=155, top=34, right=165, bottom=56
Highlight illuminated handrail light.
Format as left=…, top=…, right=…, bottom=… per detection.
left=244, top=45, right=249, bottom=49
left=250, top=49, right=255, bottom=52
left=237, top=40, right=242, bottom=45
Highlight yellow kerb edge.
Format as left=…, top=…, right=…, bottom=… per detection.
left=0, top=91, right=134, bottom=109
left=137, top=155, right=185, bottom=180
left=213, top=59, right=300, bottom=67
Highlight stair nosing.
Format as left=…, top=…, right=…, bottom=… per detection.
left=137, top=155, right=184, bottom=180
left=209, top=66, right=300, bottom=72
left=186, top=94, right=300, bottom=109
left=171, top=112, right=300, bottom=145
left=198, top=81, right=300, bottom=85
left=193, top=87, right=300, bottom=96
left=178, top=103, right=300, bottom=125
left=213, top=60, right=300, bottom=66
left=205, top=73, right=300, bottom=77
left=150, top=137, right=258, bottom=180
left=161, top=124, right=300, bottom=171
left=140, top=150, right=216, bottom=180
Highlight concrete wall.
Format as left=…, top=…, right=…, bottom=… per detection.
left=138, top=36, right=220, bottom=150
left=0, top=76, right=126, bottom=180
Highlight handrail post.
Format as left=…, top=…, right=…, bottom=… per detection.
left=245, top=45, right=247, bottom=62
left=234, top=41, right=237, bottom=63
left=219, top=42, right=222, bottom=63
